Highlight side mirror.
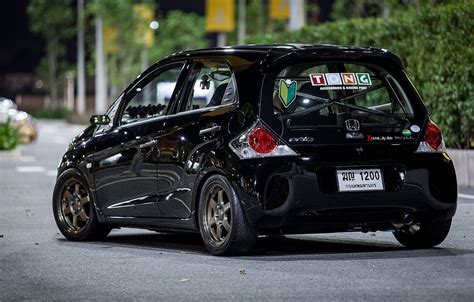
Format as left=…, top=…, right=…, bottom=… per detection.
left=90, top=115, right=110, bottom=126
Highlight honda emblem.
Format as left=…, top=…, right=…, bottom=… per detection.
left=345, top=119, right=360, bottom=131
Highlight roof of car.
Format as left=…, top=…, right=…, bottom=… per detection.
left=163, top=43, right=401, bottom=65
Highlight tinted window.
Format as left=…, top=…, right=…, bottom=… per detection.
left=182, top=61, right=235, bottom=112
left=273, top=63, right=414, bottom=128
left=121, top=62, right=185, bottom=124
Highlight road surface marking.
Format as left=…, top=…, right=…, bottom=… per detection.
left=459, top=193, right=474, bottom=200
left=46, top=170, right=57, bottom=177
left=16, top=166, right=46, bottom=173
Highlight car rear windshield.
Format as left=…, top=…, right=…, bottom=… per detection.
left=272, top=62, right=414, bottom=129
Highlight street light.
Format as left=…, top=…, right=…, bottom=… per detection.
left=149, top=20, right=159, bottom=30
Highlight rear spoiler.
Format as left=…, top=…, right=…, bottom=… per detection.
left=261, top=47, right=403, bottom=72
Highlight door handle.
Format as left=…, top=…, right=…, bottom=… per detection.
left=139, top=140, right=157, bottom=149
left=199, top=125, right=221, bottom=136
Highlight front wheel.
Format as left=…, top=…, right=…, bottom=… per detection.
left=53, top=169, right=110, bottom=241
left=393, top=218, right=452, bottom=248
left=198, top=175, right=257, bottom=255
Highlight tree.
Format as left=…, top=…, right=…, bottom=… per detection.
left=149, top=11, right=208, bottom=61
left=27, top=0, right=75, bottom=107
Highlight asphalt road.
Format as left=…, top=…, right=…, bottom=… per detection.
left=1, top=121, right=473, bottom=301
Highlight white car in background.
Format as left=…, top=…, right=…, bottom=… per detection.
left=0, top=97, right=38, bottom=143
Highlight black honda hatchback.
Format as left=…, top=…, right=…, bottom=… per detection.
left=53, top=44, right=457, bottom=255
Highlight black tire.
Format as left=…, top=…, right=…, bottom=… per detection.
left=393, top=218, right=452, bottom=248
left=198, top=175, right=257, bottom=255
left=53, top=169, right=110, bottom=241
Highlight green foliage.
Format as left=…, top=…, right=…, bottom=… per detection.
left=27, top=0, right=75, bottom=102
left=249, top=2, right=474, bottom=148
left=149, top=11, right=208, bottom=61
left=27, top=0, right=75, bottom=37
left=32, top=108, right=72, bottom=120
left=87, top=1, right=207, bottom=94
left=0, top=119, right=20, bottom=151
left=87, top=0, right=155, bottom=92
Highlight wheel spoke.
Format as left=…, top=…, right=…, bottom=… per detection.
left=208, top=217, right=217, bottom=228
left=79, top=210, right=89, bottom=222
left=217, top=190, right=224, bottom=203
left=72, top=214, right=78, bottom=228
left=79, top=196, right=89, bottom=207
left=74, top=184, right=80, bottom=195
left=62, top=190, right=73, bottom=201
left=223, top=202, right=230, bottom=214
left=216, top=223, right=223, bottom=239
left=222, top=218, right=230, bottom=231
left=62, top=202, right=71, bottom=215
left=208, top=198, right=217, bottom=211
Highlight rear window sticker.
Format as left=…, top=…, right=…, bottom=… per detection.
left=325, top=73, right=343, bottom=85
left=279, top=79, right=297, bottom=108
left=341, top=73, right=358, bottom=85
left=308, top=73, right=370, bottom=90
left=410, top=125, right=421, bottom=133
left=310, top=73, right=326, bottom=86
left=356, top=73, right=372, bottom=85
left=402, top=129, right=412, bottom=137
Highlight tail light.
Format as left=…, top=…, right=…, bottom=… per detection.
left=229, top=121, right=298, bottom=159
left=416, top=120, right=446, bottom=153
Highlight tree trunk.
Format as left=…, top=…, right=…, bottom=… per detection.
left=47, top=34, right=59, bottom=108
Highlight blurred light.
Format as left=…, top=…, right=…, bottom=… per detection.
left=35, top=80, right=43, bottom=89
left=302, top=98, right=310, bottom=104
left=149, top=21, right=159, bottom=30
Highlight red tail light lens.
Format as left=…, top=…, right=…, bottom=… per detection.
left=248, top=127, right=277, bottom=154
left=424, top=122, right=442, bottom=150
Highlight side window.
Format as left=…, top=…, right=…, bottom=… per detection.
left=183, top=60, right=235, bottom=112
left=121, top=62, right=185, bottom=124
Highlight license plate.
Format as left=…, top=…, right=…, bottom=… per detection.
left=336, top=169, right=384, bottom=192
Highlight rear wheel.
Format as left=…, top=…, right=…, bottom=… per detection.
left=53, top=169, right=110, bottom=241
left=393, top=218, right=452, bottom=248
left=198, top=175, right=257, bottom=255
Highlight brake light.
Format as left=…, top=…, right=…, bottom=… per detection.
left=416, top=120, right=446, bottom=153
left=229, top=121, right=298, bottom=159
left=425, top=122, right=442, bottom=150
left=248, top=127, right=277, bottom=153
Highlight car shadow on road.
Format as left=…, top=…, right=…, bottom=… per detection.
left=70, top=230, right=472, bottom=261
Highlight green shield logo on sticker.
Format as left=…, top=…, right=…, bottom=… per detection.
left=279, top=79, right=297, bottom=108
left=402, top=129, right=412, bottom=137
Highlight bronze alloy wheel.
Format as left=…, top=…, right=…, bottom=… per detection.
left=57, top=179, right=91, bottom=235
left=203, top=184, right=232, bottom=246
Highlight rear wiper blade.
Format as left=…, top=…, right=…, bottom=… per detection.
left=334, top=101, right=409, bottom=124
left=278, top=83, right=384, bottom=120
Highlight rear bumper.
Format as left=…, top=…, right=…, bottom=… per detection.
left=233, top=153, right=457, bottom=233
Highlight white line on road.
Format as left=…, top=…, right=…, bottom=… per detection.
left=46, top=170, right=57, bottom=177
left=459, top=193, right=474, bottom=200
left=16, top=166, right=46, bottom=173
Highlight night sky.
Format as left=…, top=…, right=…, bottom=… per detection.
left=0, top=0, right=206, bottom=74
left=0, top=0, right=331, bottom=74
left=0, top=0, right=43, bottom=73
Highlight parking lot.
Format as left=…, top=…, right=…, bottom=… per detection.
left=1, top=121, right=473, bottom=301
